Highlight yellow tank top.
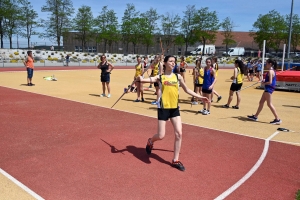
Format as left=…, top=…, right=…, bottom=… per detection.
left=135, top=63, right=142, bottom=77
left=198, top=68, right=204, bottom=84
left=235, top=67, right=243, bottom=84
left=159, top=74, right=179, bottom=109
left=214, top=63, right=219, bottom=76
left=152, top=63, right=159, bottom=76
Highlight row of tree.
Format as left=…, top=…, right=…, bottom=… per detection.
left=0, top=0, right=300, bottom=54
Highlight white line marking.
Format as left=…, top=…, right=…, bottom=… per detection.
left=214, top=131, right=279, bottom=200
left=0, top=168, right=44, bottom=200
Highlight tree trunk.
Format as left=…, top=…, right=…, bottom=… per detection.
left=9, top=36, right=12, bottom=49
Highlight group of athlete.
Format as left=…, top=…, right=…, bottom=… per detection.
left=96, top=52, right=281, bottom=172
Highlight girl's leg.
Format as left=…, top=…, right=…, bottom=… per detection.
left=226, top=90, right=234, bottom=106
left=206, top=93, right=212, bottom=111
left=254, top=92, right=267, bottom=117
left=151, top=120, right=166, bottom=142
left=265, top=92, right=280, bottom=119
left=136, top=82, right=140, bottom=99
left=106, top=82, right=110, bottom=94
left=236, top=91, right=241, bottom=107
left=140, top=82, right=144, bottom=99
left=170, top=116, right=182, bottom=161
left=102, top=82, right=106, bottom=94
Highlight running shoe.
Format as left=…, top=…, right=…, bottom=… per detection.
left=134, top=99, right=140, bottom=102
left=202, top=110, right=210, bottom=115
left=217, top=96, right=222, bottom=102
left=192, top=101, right=198, bottom=105
left=198, top=109, right=206, bottom=113
left=100, top=94, right=106, bottom=97
left=107, top=94, right=111, bottom=98
left=232, top=105, right=239, bottom=109
left=270, top=119, right=282, bottom=125
left=171, top=160, right=185, bottom=171
left=151, top=101, right=157, bottom=105
left=146, top=138, right=153, bottom=155
left=222, top=104, right=229, bottom=108
left=141, top=98, right=145, bottom=102
left=247, top=115, right=258, bottom=121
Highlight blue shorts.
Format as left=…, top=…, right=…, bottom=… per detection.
left=27, top=68, right=34, bottom=78
left=101, top=73, right=110, bottom=82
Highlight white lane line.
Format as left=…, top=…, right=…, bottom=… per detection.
left=0, top=168, right=44, bottom=200
left=214, top=131, right=279, bottom=200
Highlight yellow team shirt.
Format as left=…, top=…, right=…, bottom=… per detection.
left=152, top=63, right=159, bottom=76
left=135, top=63, right=143, bottom=78
left=198, top=68, right=204, bottom=84
left=214, top=63, right=219, bottom=76
left=235, top=67, right=244, bottom=84
left=159, top=74, right=179, bottom=109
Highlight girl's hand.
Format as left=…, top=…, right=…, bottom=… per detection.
left=208, top=85, right=213, bottom=90
left=201, top=97, right=209, bottom=102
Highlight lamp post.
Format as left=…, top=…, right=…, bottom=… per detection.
left=287, top=0, right=294, bottom=59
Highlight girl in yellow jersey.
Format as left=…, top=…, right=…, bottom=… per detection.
left=212, top=57, right=222, bottom=102
left=192, top=58, right=204, bottom=104
left=222, top=60, right=245, bottom=109
left=136, top=55, right=208, bottom=171
left=150, top=54, right=163, bottom=105
left=133, top=56, right=144, bottom=102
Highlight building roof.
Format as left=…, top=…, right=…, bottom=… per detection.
left=214, top=31, right=258, bottom=50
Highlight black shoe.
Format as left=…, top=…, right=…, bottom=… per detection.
left=171, top=160, right=185, bottom=171
left=222, top=104, right=229, bottom=108
left=232, top=105, right=239, bottom=109
left=30, top=83, right=35, bottom=86
left=146, top=138, right=153, bottom=155
left=27, top=83, right=30, bottom=86
left=134, top=99, right=140, bottom=102
left=141, top=98, right=145, bottom=102
left=247, top=115, right=258, bottom=121
left=217, top=96, right=222, bottom=102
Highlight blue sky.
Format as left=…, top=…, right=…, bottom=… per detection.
left=4, top=0, right=298, bottom=48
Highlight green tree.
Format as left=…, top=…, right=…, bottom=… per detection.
left=286, top=14, right=300, bottom=52
left=0, top=0, right=11, bottom=48
left=160, top=12, right=181, bottom=54
left=94, top=6, right=119, bottom=53
left=121, top=3, right=139, bottom=53
left=140, top=8, right=160, bottom=54
left=3, top=0, right=23, bottom=49
left=221, top=17, right=236, bottom=56
left=193, top=7, right=220, bottom=56
left=19, top=0, right=40, bottom=48
left=41, top=0, right=74, bottom=50
left=251, top=10, right=286, bottom=53
left=181, top=5, right=197, bottom=53
left=73, top=5, right=94, bottom=51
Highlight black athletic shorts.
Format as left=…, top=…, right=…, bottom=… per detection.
left=101, top=73, right=110, bottom=82
left=202, top=88, right=212, bottom=94
left=195, top=83, right=203, bottom=87
left=180, top=68, right=186, bottom=73
left=230, top=83, right=243, bottom=91
left=248, top=69, right=254, bottom=74
left=154, top=82, right=159, bottom=87
left=158, top=107, right=180, bottom=121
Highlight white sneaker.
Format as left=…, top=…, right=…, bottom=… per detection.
left=100, top=94, right=106, bottom=97
left=192, top=101, right=198, bottom=105
left=198, top=109, right=206, bottom=113
left=202, top=110, right=210, bottom=115
left=107, top=94, right=111, bottom=98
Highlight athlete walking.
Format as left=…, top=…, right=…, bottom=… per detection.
left=136, top=55, right=208, bottom=171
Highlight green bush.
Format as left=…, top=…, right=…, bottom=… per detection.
left=296, top=189, right=300, bottom=200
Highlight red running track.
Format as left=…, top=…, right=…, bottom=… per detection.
left=0, top=66, right=133, bottom=72
left=0, top=86, right=299, bottom=199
